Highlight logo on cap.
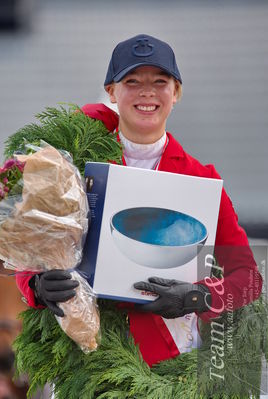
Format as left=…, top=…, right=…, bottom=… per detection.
left=132, top=38, right=154, bottom=57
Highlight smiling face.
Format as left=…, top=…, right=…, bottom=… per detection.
left=106, top=66, right=179, bottom=144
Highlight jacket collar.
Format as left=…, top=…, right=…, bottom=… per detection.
left=165, top=132, right=184, bottom=159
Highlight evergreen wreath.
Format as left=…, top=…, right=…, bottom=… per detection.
left=14, top=298, right=268, bottom=399
left=5, top=104, right=268, bottom=398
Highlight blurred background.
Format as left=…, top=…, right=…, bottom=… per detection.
left=0, top=1, right=267, bottom=397
left=1, top=0, right=267, bottom=240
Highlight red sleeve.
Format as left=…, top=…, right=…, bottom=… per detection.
left=197, top=165, right=263, bottom=322
left=81, top=103, right=119, bottom=132
left=15, top=272, right=44, bottom=309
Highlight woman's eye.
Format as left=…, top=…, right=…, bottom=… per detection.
left=125, top=79, right=139, bottom=85
left=155, top=79, right=167, bottom=84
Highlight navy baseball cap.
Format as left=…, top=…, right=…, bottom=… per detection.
left=104, top=34, right=182, bottom=86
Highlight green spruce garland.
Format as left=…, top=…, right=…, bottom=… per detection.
left=14, top=298, right=268, bottom=399
left=4, top=104, right=122, bottom=174
left=5, top=105, right=268, bottom=398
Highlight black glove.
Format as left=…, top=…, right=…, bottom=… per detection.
left=134, top=277, right=211, bottom=319
left=29, top=270, right=79, bottom=317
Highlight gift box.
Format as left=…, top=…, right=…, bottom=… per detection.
left=80, top=162, right=223, bottom=303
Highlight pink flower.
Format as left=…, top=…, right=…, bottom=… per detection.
left=3, top=159, right=16, bottom=169
left=1, top=158, right=25, bottom=171
left=0, top=158, right=25, bottom=202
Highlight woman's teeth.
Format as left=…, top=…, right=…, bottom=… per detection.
left=136, top=105, right=157, bottom=111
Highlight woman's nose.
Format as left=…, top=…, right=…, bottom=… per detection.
left=139, top=83, right=155, bottom=96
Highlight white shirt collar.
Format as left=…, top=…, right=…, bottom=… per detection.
left=119, top=131, right=167, bottom=160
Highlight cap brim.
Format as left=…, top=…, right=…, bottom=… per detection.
left=113, top=63, right=182, bottom=83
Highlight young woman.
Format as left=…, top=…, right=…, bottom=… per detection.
left=16, top=34, right=262, bottom=366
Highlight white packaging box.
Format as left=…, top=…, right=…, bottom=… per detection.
left=79, top=162, right=223, bottom=303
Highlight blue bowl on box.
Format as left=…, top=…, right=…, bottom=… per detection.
left=110, top=207, right=208, bottom=269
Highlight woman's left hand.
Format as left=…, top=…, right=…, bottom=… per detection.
left=134, top=277, right=211, bottom=319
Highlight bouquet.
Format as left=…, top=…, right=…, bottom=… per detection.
left=0, top=143, right=100, bottom=352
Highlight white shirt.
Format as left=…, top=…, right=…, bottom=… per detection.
left=119, top=131, right=167, bottom=170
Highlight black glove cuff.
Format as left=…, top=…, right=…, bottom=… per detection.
left=28, top=274, right=46, bottom=306
left=184, top=284, right=212, bottom=314
left=196, top=284, right=212, bottom=312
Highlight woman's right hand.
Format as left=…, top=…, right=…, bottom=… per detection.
left=30, top=270, right=79, bottom=317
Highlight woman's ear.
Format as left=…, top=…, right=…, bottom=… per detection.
left=173, top=80, right=182, bottom=103
left=105, top=84, right=117, bottom=104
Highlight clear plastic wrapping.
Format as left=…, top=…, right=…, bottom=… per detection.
left=0, top=144, right=100, bottom=352
left=0, top=145, right=89, bottom=271
left=57, top=271, right=100, bottom=353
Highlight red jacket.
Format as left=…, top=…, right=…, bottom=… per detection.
left=16, top=103, right=262, bottom=366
